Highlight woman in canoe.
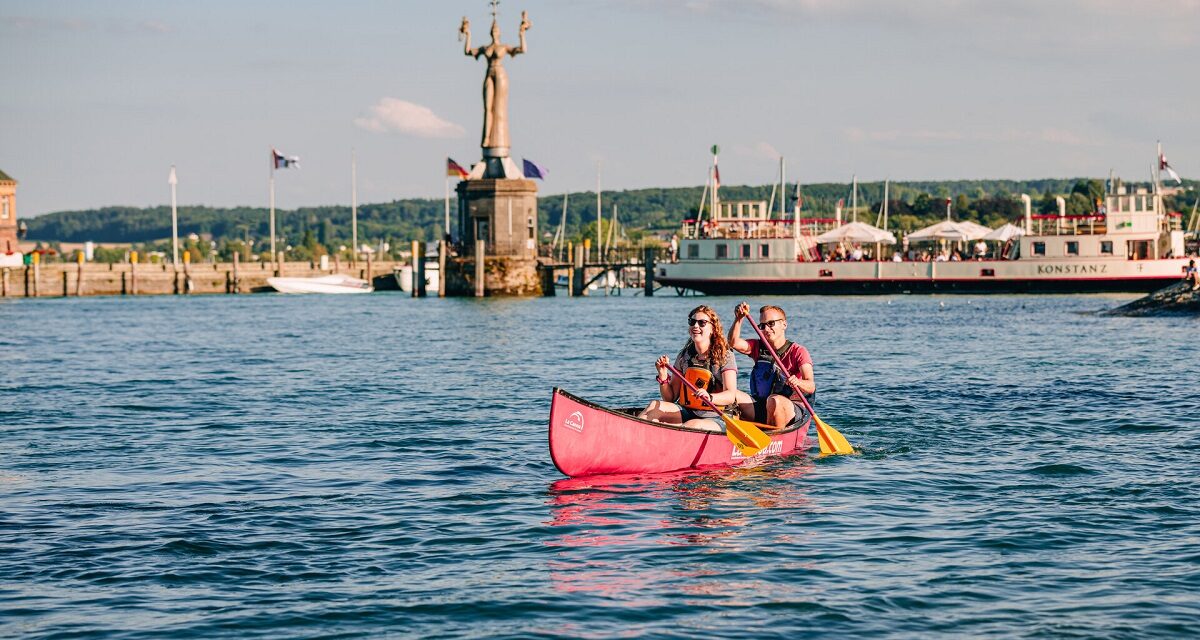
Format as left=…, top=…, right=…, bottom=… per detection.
left=637, top=304, right=740, bottom=429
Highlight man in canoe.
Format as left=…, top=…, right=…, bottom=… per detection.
left=728, top=302, right=815, bottom=431
left=637, top=304, right=740, bottom=429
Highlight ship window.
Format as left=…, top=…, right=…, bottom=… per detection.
left=1065, top=241, right=1079, bottom=256
left=741, top=244, right=751, bottom=258
left=687, top=244, right=699, bottom=259
left=1032, top=242, right=1046, bottom=256
left=760, top=244, right=770, bottom=258
left=716, top=244, right=728, bottom=259
left=1101, top=241, right=1113, bottom=255
left=819, top=269, right=834, bottom=278
left=981, top=269, right=995, bottom=277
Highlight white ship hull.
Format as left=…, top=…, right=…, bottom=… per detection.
left=658, top=257, right=1191, bottom=294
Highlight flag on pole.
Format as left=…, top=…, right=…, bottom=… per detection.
left=522, top=158, right=548, bottom=180
left=447, top=157, right=470, bottom=179
left=1159, top=151, right=1183, bottom=184
left=273, top=149, right=300, bottom=169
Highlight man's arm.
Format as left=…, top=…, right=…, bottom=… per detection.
left=728, top=302, right=752, bottom=354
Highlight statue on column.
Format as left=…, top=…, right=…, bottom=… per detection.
left=459, top=6, right=529, bottom=157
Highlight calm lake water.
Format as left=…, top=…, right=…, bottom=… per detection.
left=2, top=292, right=1198, bottom=638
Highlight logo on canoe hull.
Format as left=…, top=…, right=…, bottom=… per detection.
left=731, top=439, right=783, bottom=460
left=564, top=411, right=585, bottom=433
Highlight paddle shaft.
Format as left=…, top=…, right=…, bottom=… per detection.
left=663, top=361, right=771, bottom=455
left=663, top=362, right=730, bottom=418
left=742, top=316, right=820, bottom=419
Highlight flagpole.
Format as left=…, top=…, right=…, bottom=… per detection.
left=779, top=156, right=786, bottom=219
left=269, top=151, right=277, bottom=275
left=352, top=149, right=358, bottom=266
left=444, top=173, right=450, bottom=241
left=168, top=165, right=179, bottom=268
left=595, top=160, right=602, bottom=263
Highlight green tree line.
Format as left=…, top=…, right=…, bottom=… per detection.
left=25, top=178, right=1197, bottom=254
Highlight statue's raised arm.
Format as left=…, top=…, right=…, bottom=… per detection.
left=460, top=16, right=480, bottom=57
left=511, top=11, right=530, bottom=56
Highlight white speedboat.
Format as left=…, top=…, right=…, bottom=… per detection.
left=267, top=274, right=373, bottom=294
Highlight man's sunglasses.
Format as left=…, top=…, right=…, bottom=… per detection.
left=687, top=317, right=711, bottom=327
left=758, top=319, right=784, bottom=330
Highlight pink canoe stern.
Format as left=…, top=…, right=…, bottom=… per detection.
left=548, top=388, right=810, bottom=478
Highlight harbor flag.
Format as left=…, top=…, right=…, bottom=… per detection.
left=1159, top=151, right=1182, bottom=185
left=522, top=158, right=548, bottom=180
left=272, top=149, right=300, bottom=170
left=447, top=157, right=469, bottom=179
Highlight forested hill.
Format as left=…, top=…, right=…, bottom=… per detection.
left=25, top=178, right=1197, bottom=246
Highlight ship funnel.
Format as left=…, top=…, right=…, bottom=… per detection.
left=1020, top=194, right=1032, bottom=234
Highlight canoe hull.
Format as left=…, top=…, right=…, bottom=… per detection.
left=549, top=388, right=810, bottom=478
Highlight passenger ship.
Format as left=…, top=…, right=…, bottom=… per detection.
left=657, top=183, right=1191, bottom=295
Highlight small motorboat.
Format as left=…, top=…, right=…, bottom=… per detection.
left=549, top=388, right=810, bottom=478
left=267, top=274, right=373, bottom=294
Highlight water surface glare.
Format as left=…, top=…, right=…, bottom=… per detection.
left=2, top=293, right=1199, bottom=638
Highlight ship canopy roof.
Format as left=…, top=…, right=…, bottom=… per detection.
left=982, top=223, right=1025, bottom=242
left=814, top=221, right=897, bottom=245
left=906, top=220, right=992, bottom=242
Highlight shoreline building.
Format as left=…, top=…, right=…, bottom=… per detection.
left=0, top=170, right=19, bottom=262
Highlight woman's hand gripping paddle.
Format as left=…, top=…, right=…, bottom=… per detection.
left=663, top=362, right=771, bottom=457
left=742, top=317, right=856, bottom=455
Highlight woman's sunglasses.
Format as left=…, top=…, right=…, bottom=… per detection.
left=687, top=317, right=711, bottom=327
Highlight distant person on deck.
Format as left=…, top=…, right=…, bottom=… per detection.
left=637, top=305, right=739, bottom=430
left=670, top=234, right=679, bottom=263
left=1184, top=259, right=1199, bottom=291
left=727, top=303, right=815, bottom=431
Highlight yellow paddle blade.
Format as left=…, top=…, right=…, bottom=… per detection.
left=722, top=415, right=772, bottom=457
left=814, top=413, right=855, bottom=455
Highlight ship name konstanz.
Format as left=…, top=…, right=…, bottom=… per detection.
left=1036, top=264, right=1109, bottom=274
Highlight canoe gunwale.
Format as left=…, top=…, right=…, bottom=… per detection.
left=550, top=387, right=805, bottom=437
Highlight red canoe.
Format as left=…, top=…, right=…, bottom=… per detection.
left=549, top=388, right=811, bottom=478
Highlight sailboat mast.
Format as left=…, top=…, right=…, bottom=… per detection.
left=883, top=179, right=890, bottom=231
left=851, top=174, right=858, bottom=223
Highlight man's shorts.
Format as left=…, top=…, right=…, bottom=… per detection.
left=750, top=395, right=810, bottom=428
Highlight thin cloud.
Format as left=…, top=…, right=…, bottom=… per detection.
left=354, top=98, right=465, bottom=138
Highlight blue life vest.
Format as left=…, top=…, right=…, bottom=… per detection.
left=749, top=341, right=814, bottom=401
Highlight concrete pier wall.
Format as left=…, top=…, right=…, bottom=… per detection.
left=0, top=261, right=402, bottom=298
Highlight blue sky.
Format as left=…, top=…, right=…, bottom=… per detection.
left=1, top=0, right=1198, bottom=217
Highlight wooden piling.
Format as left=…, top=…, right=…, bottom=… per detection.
left=32, top=258, right=40, bottom=297
left=412, top=240, right=426, bottom=298
left=366, top=253, right=373, bottom=286
left=76, top=253, right=84, bottom=296
left=1, top=268, right=8, bottom=297
left=231, top=252, right=240, bottom=294
left=541, top=264, right=556, bottom=296
left=130, top=251, right=138, bottom=295
left=474, top=241, right=485, bottom=298
left=643, top=247, right=656, bottom=297
left=437, top=240, right=447, bottom=298
left=61, top=271, right=69, bottom=297
left=571, top=244, right=585, bottom=297
left=275, top=252, right=284, bottom=277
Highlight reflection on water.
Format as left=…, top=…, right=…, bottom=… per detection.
left=545, top=458, right=816, bottom=600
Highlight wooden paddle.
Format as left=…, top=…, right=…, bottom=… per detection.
left=663, top=362, right=772, bottom=457
left=741, top=316, right=856, bottom=455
